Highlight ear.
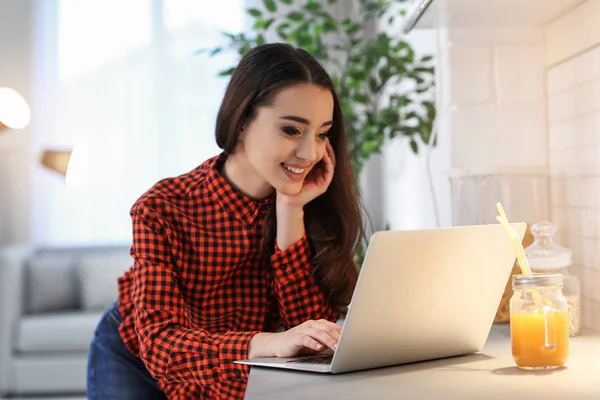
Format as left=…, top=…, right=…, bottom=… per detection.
left=238, top=122, right=247, bottom=141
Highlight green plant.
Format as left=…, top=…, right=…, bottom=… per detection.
left=204, top=0, right=436, bottom=179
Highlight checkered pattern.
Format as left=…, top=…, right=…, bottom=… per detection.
left=116, top=153, right=339, bottom=399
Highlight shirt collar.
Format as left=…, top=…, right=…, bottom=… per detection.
left=206, top=152, right=274, bottom=226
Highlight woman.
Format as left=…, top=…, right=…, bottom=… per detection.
left=87, top=43, right=365, bottom=399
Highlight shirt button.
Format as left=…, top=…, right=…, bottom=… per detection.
left=234, top=369, right=241, bottom=377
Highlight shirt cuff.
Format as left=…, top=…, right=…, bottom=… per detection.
left=271, top=234, right=312, bottom=280
left=217, top=331, right=260, bottom=381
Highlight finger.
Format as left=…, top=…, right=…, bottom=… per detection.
left=313, top=319, right=342, bottom=341
left=312, top=318, right=343, bottom=333
left=302, top=319, right=342, bottom=338
left=300, top=334, right=326, bottom=352
left=321, top=150, right=334, bottom=184
left=306, top=327, right=338, bottom=351
left=326, top=139, right=336, bottom=168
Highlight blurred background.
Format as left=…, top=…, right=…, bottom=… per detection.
left=1, top=0, right=599, bottom=398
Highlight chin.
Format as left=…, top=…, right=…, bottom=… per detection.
left=274, top=181, right=304, bottom=197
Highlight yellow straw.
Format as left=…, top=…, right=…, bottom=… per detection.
left=496, top=203, right=548, bottom=317
left=495, top=202, right=532, bottom=276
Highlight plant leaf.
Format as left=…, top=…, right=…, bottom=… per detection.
left=263, top=0, right=277, bottom=12
left=305, top=1, right=321, bottom=11
left=276, top=22, right=291, bottom=40
left=253, top=18, right=274, bottom=30
left=419, top=122, right=431, bottom=144
left=410, top=138, right=418, bottom=154
left=218, top=67, right=236, bottom=76
left=362, top=139, right=380, bottom=155
left=345, top=22, right=361, bottom=35
left=353, top=93, right=370, bottom=104
left=368, top=77, right=379, bottom=93
left=287, top=11, right=305, bottom=21
left=423, top=100, right=436, bottom=119
left=414, top=66, right=434, bottom=74
left=323, top=17, right=338, bottom=32
left=247, top=8, right=262, bottom=17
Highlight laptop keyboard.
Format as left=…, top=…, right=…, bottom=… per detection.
left=286, top=354, right=333, bottom=364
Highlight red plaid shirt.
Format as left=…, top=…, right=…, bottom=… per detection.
left=116, top=153, right=339, bottom=399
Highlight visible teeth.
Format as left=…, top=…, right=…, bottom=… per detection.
left=283, top=164, right=305, bottom=174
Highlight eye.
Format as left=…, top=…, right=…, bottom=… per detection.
left=281, top=126, right=302, bottom=136
left=317, top=131, right=330, bottom=141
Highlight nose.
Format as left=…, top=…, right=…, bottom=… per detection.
left=295, top=134, right=318, bottom=163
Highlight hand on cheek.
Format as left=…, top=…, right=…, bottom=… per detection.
left=277, top=139, right=335, bottom=209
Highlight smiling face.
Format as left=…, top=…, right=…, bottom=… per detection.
left=224, top=83, right=335, bottom=199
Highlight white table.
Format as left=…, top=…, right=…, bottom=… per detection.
left=245, top=325, right=600, bottom=399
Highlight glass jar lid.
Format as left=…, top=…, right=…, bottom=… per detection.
left=524, top=221, right=572, bottom=269
left=513, top=273, right=564, bottom=288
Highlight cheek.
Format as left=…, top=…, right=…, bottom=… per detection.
left=243, top=128, right=273, bottom=156
left=245, top=135, right=282, bottom=169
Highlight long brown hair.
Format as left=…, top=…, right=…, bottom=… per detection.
left=215, top=43, right=365, bottom=312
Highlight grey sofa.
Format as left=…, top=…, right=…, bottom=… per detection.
left=0, top=244, right=132, bottom=397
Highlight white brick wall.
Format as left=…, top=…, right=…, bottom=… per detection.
left=495, top=45, right=545, bottom=105
left=437, top=26, right=550, bottom=227
left=545, top=0, right=600, bottom=66
left=439, top=27, right=548, bottom=169
left=546, top=1, right=600, bottom=332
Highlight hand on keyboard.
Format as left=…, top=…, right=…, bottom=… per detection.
left=270, top=319, right=341, bottom=358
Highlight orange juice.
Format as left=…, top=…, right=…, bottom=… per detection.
left=510, top=311, right=569, bottom=369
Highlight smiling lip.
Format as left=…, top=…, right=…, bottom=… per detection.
left=281, top=163, right=309, bottom=182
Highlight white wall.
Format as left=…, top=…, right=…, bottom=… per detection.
left=0, top=0, right=35, bottom=245
left=434, top=25, right=550, bottom=228
left=440, top=26, right=547, bottom=170
left=545, top=0, right=600, bottom=332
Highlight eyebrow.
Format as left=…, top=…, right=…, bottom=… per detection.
left=279, top=115, right=333, bottom=127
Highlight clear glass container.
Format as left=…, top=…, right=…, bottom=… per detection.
left=510, top=273, right=569, bottom=370
left=524, top=221, right=581, bottom=336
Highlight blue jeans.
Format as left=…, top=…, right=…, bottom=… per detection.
left=87, top=301, right=167, bottom=399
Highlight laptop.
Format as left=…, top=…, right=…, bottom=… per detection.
left=235, top=222, right=526, bottom=374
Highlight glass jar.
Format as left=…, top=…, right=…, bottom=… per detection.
left=524, top=221, right=581, bottom=336
left=510, top=273, right=569, bottom=370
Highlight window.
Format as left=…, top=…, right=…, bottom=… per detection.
left=33, top=0, right=245, bottom=245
